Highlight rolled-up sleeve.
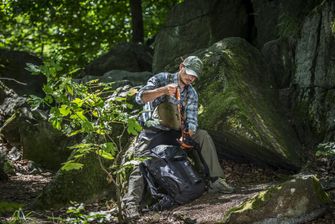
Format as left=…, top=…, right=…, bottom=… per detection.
left=135, top=73, right=166, bottom=105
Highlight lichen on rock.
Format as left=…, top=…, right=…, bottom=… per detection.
left=223, top=175, right=331, bottom=224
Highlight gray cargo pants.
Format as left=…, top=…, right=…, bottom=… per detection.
left=121, top=128, right=224, bottom=211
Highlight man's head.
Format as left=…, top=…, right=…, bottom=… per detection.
left=182, top=56, right=203, bottom=78
left=179, top=56, right=203, bottom=85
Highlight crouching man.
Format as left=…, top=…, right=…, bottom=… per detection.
left=122, top=56, right=234, bottom=219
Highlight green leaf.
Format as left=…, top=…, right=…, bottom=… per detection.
left=101, top=142, right=116, bottom=154
left=68, top=68, right=82, bottom=76
left=126, top=103, right=133, bottom=109
left=61, top=161, right=84, bottom=171
left=115, top=97, right=126, bottom=102
left=127, top=118, right=142, bottom=135
left=25, top=63, right=41, bottom=75
left=27, top=95, right=43, bottom=111
left=87, top=79, right=99, bottom=84
left=67, top=129, right=82, bottom=137
left=127, top=88, right=138, bottom=96
left=72, top=98, right=84, bottom=107
left=116, top=158, right=148, bottom=174
left=68, top=143, right=94, bottom=150
left=96, top=129, right=106, bottom=135
left=95, top=150, right=114, bottom=160
left=59, top=105, right=71, bottom=116
left=44, top=95, right=54, bottom=104
left=82, top=121, right=93, bottom=132
left=52, top=119, right=62, bottom=130
left=43, top=85, right=54, bottom=95
left=70, top=110, right=87, bottom=121
left=66, top=84, right=74, bottom=96
left=92, top=110, right=99, bottom=117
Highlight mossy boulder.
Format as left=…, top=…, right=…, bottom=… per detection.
left=34, top=151, right=114, bottom=209
left=223, top=175, right=331, bottom=224
left=194, top=37, right=302, bottom=170
left=1, top=109, right=73, bottom=171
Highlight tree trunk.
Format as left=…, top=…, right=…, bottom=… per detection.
left=129, top=0, right=144, bottom=44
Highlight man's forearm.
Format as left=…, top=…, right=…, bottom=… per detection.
left=141, top=87, right=167, bottom=103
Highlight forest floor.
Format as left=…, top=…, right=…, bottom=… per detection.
left=0, top=147, right=334, bottom=224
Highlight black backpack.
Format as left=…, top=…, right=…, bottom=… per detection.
left=140, top=144, right=206, bottom=211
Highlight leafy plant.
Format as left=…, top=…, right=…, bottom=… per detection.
left=0, top=201, right=23, bottom=216
left=50, top=202, right=114, bottom=224
left=26, top=60, right=142, bottom=222
left=7, top=208, right=31, bottom=224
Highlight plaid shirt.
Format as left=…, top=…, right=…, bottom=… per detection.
left=135, top=72, right=198, bottom=133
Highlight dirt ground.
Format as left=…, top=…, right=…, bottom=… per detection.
left=0, top=147, right=335, bottom=224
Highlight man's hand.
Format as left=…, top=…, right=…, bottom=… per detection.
left=164, top=83, right=178, bottom=96
left=141, top=83, right=178, bottom=103
left=178, top=130, right=195, bottom=150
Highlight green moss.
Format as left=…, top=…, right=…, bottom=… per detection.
left=0, top=201, right=23, bottom=215
left=198, top=47, right=261, bottom=141
left=196, top=38, right=302, bottom=168
left=223, top=186, right=282, bottom=223
left=311, top=176, right=331, bottom=203
left=200, top=53, right=292, bottom=155
left=35, top=152, right=114, bottom=209
left=331, top=19, right=335, bottom=34
left=199, top=86, right=258, bottom=142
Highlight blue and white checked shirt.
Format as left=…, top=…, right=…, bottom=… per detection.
left=135, top=72, right=198, bottom=133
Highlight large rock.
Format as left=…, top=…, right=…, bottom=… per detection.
left=1, top=109, right=73, bottom=171
left=80, top=43, right=153, bottom=77
left=259, top=1, right=335, bottom=143
left=153, top=0, right=249, bottom=73
left=0, top=81, right=26, bottom=128
left=223, top=175, right=331, bottom=224
left=0, top=49, right=45, bottom=97
left=252, top=0, right=324, bottom=48
left=33, top=85, right=136, bottom=208
left=194, top=37, right=302, bottom=170
left=261, top=38, right=296, bottom=89
left=291, top=0, right=335, bottom=142
left=0, top=80, right=27, bottom=148
left=0, top=81, right=71, bottom=171
left=34, top=152, right=114, bottom=209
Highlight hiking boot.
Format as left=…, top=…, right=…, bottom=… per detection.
left=208, top=177, right=235, bottom=194
left=124, top=205, right=140, bottom=220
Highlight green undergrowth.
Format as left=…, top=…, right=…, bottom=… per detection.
left=0, top=201, right=24, bottom=215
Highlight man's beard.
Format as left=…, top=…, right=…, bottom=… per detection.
left=180, top=77, right=190, bottom=86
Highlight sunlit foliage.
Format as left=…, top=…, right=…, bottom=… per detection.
left=0, top=0, right=182, bottom=70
